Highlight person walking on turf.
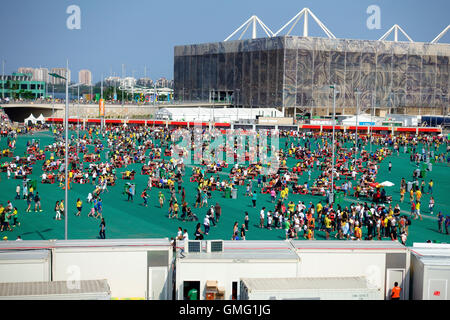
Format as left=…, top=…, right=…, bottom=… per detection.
left=15, top=185, right=20, bottom=200
left=437, top=212, right=444, bottom=233
left=55, top=201, right=61, bottom=220
left=59, top=200, right=65, bottom=219
left=99, top=218, right=106, bottom=239
left=34, top=192, right=42, bottom=212
left=158, top=191, right=165, bottom=208
left=76, top=198, right=82, bottom=216
left=251, top=191, right=257, bottom=208
left=429, top=196, right=435, bottom=215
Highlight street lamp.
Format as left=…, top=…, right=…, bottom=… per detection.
left=49, top=60, right=69, bottom=240
left=69, top=83, right=83, bottom=140
left=370, top=91, right=375, bottom=153
left=329, top=84, right=339, bottom=205
left=354, top=89, right=361, bottom=162
left=1, top=59, right=4, bottom=100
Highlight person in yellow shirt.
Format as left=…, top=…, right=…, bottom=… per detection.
left=317, top=202, right=323, bottom=216
left=76, top=199, right=82, bottom=216
left=415, top=201, right=422, bottom=220
left=288, top=201, right=295, bottom=215
left=171, top=202, right=179, bottom=219
left=354, top=226, right=362, bottom=240
left=428, top=180, right=433, bottom=194
left=400, top=187, right=405, bottom=203
left=280, top=189, right=286, bottom=201
left=324, top=215, right=332, bottom=239
left=284, top=187, right=289, bottom=198
left=416, top=189, right=422, bottom=203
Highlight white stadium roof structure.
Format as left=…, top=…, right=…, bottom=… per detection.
left=224, top=7, right=449, bottom=43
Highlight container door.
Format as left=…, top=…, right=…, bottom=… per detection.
left=428, top=279, right=447, bottom=300
left=148, top=267, right=168, bottom=300
left=386, top=269, right=405, bottom=300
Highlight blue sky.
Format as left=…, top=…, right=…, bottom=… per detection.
left=0, top=0, right=448, bottom=82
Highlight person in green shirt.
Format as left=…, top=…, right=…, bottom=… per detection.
left=88, top=200, right=95, bottom=218
left=284, top=218, right=291, bottom=240
left=187, top=288, right=198, bottom=300
left=2, top=212, right=12, bottom=232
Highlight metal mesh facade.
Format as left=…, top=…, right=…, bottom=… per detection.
left=174, top=36, right=450, bottom=115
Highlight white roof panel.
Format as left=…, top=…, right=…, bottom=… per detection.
left=0, top=239, right=171, bottom=251
left=241, top=276, right=369, bottom=291
left=0, top=280, right=110, bottom=297
left=292, top=240, right=407, bottom=251
left=0, top=250, right=50, bottom=261
left=182, top=240, right=298, bottom=261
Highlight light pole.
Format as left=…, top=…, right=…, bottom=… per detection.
left=1, top=59, right=4, bottom=100
left=370, top=92, right=375, bottom=153
left=52, top=84, right=55, bottom=127
left=69, top=83, right=82, bottom=140
left=329, top=84, right=339, bottom=205
left=354, top=89, right=361, bottom=162
left=49, top=60, right=69, bottom=240
left=213, top=89, right=215, bottom=126
left=101, top=74, right=104, bottom=131
left=236, top=89, right=240, bottom=123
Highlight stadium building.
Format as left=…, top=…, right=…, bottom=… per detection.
left=174, top=9, right=450, bottom=118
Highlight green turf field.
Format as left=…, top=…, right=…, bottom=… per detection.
left=0, top=129, right=448, bottom=246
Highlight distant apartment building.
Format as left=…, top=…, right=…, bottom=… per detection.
left=121, top=77, right=137, bottom=88
left=105, top=76, right=121, bottom=87
left=50, top=68, right=71, bottom=85
left=156, top=77, right=170, bottom=88
left=137, top=77, right=154, bottom=87
left=33, top=68, right=49, bottom=83
left=79, top=69, right=92, bottom=86
left=17, top=67, right=34, bottom=76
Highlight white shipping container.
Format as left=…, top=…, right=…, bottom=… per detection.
left=0, top=250, right=51, bottom=283
left=240, top=277, right=380, bottom=300
left=410, top=243, right=450, bottom=300
left=51, top=239, right=172, bottom=300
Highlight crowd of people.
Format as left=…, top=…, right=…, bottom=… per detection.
left=0, top=119, right=448, bottom=244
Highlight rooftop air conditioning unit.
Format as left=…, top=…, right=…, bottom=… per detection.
left=185, top=240, right=202, bottom=253
left=206, top=240, right=224, bottom=253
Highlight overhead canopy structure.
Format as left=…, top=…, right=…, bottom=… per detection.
left=379, top=24, right=414, bottom=42
left=222, top=8, right=448, bottom=44
left=155, top=107, right=282, bottom=122
left=431, top=25, right=450, bottom=44
left=274, top=8, right=336, bottom=38
left=24, top=114, right=37, bottom=125
left=224, top=15, right=274, bottom=41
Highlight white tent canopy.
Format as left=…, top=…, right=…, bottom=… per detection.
left=36, top=114, right=46, bottom=123
left=24, top=114, right=37, bottom=125
left=155, top=107, right=283, bottom=122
